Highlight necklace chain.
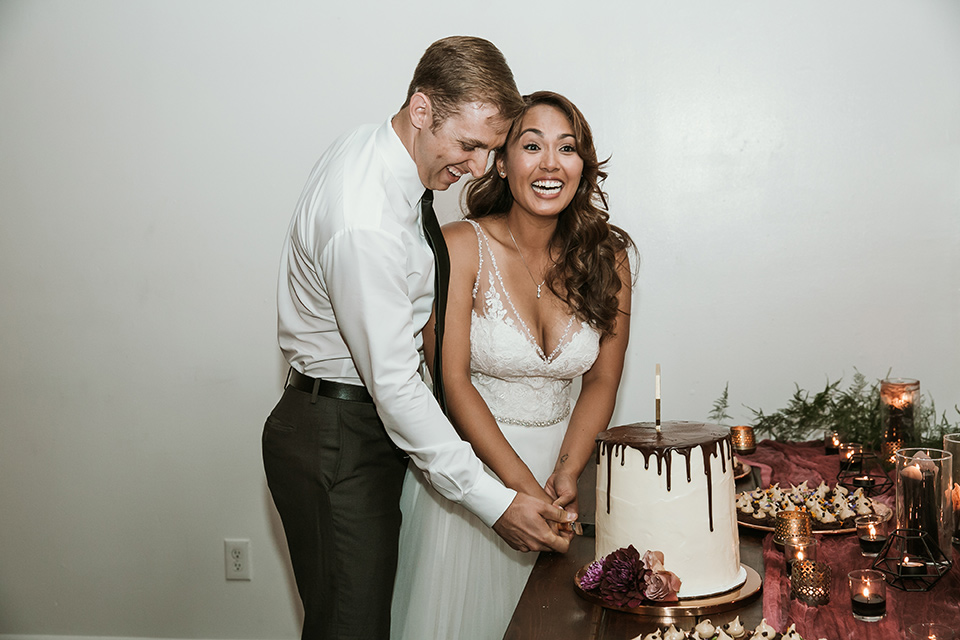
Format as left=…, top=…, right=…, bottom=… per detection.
left=506, top=222, right=546, bottom=299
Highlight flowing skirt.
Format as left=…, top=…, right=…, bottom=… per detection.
left=391, top=419, right=568, bottom=640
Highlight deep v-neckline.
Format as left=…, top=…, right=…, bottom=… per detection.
left=470, top=220, right=579, bottom=364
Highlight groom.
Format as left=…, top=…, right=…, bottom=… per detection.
left=263, top=36, right=576, bottom=640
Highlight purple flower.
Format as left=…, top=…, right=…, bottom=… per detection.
left=580, top=559, right=604, bottom=590
left=598, top=545, right=648, bottom=608
left=644, top=569, right=682, bottom=602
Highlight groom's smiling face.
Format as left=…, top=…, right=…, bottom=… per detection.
left=410, top=96, right=509, bottom=191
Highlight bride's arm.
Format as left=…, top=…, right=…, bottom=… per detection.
left=423, top=221, right=551, bottom=504
left=544, top=252, right=632, bottom=517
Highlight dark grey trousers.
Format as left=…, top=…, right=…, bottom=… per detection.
left=263, top=385, right=408, bottom=640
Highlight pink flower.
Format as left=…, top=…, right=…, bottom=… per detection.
left=641, top=549, right=666, bottom=572
left=644, top=569, right=682, bottom=602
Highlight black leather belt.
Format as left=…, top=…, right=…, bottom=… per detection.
left=286, top=368, right=373, bottom=404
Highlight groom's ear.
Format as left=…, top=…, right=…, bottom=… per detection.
left=407, top=92, right=432, bottom=132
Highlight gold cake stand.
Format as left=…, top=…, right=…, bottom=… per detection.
left=574, top=564, right=762, bottom=623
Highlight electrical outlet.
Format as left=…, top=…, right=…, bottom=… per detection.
left=224, top=539, right=251, bottom=580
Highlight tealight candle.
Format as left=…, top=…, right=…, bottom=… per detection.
left=908, top=623, right=955, bottom=640
left=855, top=514, right=888, bottom=557
left=852, top=475, right=876, bottom=489
left=848, top=569, right=886, bottom=622
left=839, top=443, right=863, bottom=472
left=899, top=556, right=926, bottom=577
left=784, top=535, right=818, bottom=576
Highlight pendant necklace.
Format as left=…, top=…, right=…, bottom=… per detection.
left=506, top=221, right=547, bottom=299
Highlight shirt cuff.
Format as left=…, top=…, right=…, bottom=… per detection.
left=459, top=472, right=517, bottom=528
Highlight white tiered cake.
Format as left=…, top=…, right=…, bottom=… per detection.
left=595, top=421, right=746, bottom=599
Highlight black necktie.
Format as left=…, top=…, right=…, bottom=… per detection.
left=421, top=190, right=449, bottom=414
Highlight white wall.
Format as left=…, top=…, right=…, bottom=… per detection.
left=1, top=0, right=957, bottom=636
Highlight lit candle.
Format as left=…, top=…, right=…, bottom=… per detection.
left=856, top=515, right=888, bottom=557
left=848, top=569, right=886, bottom=622
left=899, top=556, right=926, bottom=577
left=784, top=536, right=817, bottom=576
left=853, top=475, right=876, bottom=489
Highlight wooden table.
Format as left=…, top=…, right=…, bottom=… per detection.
left=504, top=467, right=767, bottom=639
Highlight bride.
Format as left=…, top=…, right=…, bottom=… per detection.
left=392, top=91, right=634, bottom=640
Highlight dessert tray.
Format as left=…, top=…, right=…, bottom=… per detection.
left=574, top=564, right=761, bottom=621
left=636, top=618, right=828, bottom=640
left=736, top=481, right=892, bottom=535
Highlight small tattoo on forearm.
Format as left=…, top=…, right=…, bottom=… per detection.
left=559, top=454, right=569, bottom=464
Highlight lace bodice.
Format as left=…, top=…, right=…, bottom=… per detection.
left=466, top=220, right=600, bottom=427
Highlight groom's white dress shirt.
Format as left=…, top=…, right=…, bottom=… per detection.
left=277, top=118, right=515, bottom=527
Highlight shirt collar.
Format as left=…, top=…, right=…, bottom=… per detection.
left=377, top=117, right=426, bottom=211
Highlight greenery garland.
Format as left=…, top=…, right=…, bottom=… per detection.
left=708, top=371, right=960, bottom=449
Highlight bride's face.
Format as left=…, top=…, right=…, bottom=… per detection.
left=497, top=104, right=584, bottom=219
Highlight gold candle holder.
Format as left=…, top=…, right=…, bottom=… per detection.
left=774, top=510, right=812, bottom=545
left=730, top=425, right=756, bottom=455
left=791, top=559, right=831, bottom=606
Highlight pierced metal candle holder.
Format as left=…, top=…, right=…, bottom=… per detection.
left=730, top=425, right=756, bottom=455
left=790, top=559, right=831, bottom=606
left=870, top=528, right=950, bottom=592
left=837, top=451, right=893, bottom=497
left=774, top=510, right=812, bottom=546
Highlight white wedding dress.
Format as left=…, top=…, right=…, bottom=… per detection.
left=391, top=220, right=601, bottom=640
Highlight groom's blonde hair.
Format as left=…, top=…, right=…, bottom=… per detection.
left=402, top=36, right=523, bottom=129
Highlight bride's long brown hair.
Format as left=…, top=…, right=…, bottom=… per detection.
left=465, top=91, right=634, bottom=336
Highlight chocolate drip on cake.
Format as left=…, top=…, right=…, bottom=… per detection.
left=597, top=421, right=732, bottom=532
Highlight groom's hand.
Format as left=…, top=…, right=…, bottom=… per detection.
left=493, top=492, right=576, bottom=553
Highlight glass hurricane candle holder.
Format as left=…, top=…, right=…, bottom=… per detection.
left=848, top=569, right=886, bottom=622
left=784, top=535, right=818, bottom=576
left=774, top=510, right=812, bottom=546
left=881, top=378, right=919, bottom=462
left=791, top=559, right=831, bottom=606
left=730, top=425, right=756, bottom=455
left=896, top=448, right=954, bottom=559
left=909, top=623, right=955, bottom=640
left=856, top=514, right=889, bottom=557
left=824, top=430, right=841, bottom=455
left=839, top=443, right=863, bottom=472
left=943, top=433, right=960, bottom=544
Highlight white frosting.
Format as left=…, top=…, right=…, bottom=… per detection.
left=596, top=424, right=745, bottom=598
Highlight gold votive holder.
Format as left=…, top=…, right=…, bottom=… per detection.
left=774, top=510, right=812, bottom=546
left=730, top=425, right=756, bottom=455
left=783, top=535, right=819, bottom=576
left=791, top=559, right=831, bottom=606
